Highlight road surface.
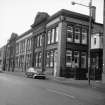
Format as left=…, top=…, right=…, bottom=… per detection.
left=0, top=73, right=105, bottom=105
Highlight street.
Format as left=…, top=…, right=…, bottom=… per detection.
left=0, top=73, right=105, bottom=105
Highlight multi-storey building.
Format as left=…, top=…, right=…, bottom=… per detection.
left=31, top=12, right=49, bottom=73
left=0, top=45, right=6, bottom=71
left=4, top=9, right=103, bottom=80
left=15, top=29, right=33, bottom=72
left=90, top=23, right=103, bottom=80
left=5, top=33, right=18, bottom=71
left=43, top=9, right=90, bottom=79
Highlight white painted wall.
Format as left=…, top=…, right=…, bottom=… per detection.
left=91, top=33, right=103, bottom=49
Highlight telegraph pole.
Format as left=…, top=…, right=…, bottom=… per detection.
left=71, top=0, right=93, bottom=85
left=103, top=0, right=105, bottom=83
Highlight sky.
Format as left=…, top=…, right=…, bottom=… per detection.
left=0, top=0, right=104, bottom=48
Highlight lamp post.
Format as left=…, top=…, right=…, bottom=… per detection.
left=71, top=0, right=93, bottom=85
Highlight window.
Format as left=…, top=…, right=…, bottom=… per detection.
left=74, top=27, right=80, bottom=43
left=23, top=40, right=25, bottom=52
left=46, top=51, right=50, bottom=67
left=74, top=51, right=79, bottom=68
left=47, top=30, right=51, bottom=44
left=67, top=26, right=73, bottom=42
left=38, top=52, right=42, bottom=67
left=51, top=29, right=55, bottom=43
left=26, top=39, right=30, bottom=51
left=81, top=52, right=87, bottom=68
left=35, top=53, right=38, bottom=67
left=29, top=39, right=32, bottom=50
left=20, top=42, right=22, bottom=53
left=66, top=50, right=72, bottom=67
left=94, top=38, right=96, bottom=45
left=39, top=35, right=42, bottom=46
left=16, top=43, right=19, bottom=54
left=37, top=36, right=40, bottom=47
left=55, top=26, right=59, bottom=42
left=50, top=51, right=54, bottom=67
left=82, top=28, right=87, bottom=44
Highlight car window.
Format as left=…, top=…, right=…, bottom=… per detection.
left=27, top=67, right=35, bottom=72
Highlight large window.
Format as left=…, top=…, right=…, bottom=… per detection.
left=66, top=50, right=72, bottom=67
left=26, top=39, right=31, bottom=51
left=47, top=30, right=51, bottom=44
left=16, top=43, right=19, bottom=54
left=37, top=36, right=40, bottom=47
left=55, top=26, right=59, bottom=42
left=74, top=27, right=80, bottom=43
left=51, top=29, right=55, bottom=43
left=82, top=28, right=87, bottom=44
left=50, top=51, right=54, bottom=67
left=46, top=50, right=55, bottom=68
left=47, top=26, right=59, bottom=45
left=46, top=51, right=50, bottom=67
left=81, top=52, right=87, bottom=68
left=74, top=51, right=79, bottom=68
left=34, top=52, right=42, bottom=68
left=38, top=52, right=42, bottom=67
left=35, top=53, right=38, bottom=67
left=23, top=40, right=25, bottom=52
left=39, top=35, right=42, bottom=47
left=67, top=26, right=73, bottom=42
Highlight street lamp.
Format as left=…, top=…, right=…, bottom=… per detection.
left=71, top=0, right=93, bottom=85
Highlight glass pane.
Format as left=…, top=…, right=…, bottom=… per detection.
left=66, top=50, right=72, bottom=67
left=82, top=29, right=87, bottom=44
left=74, top=51, right=79, bottom=68
left=48, top=31, right=51, bottom=44
left=81, top=52, right=86, bottom=68
left=55, top=27, right=59, bottom=42
left=67, top=26, right=73, bottom=42
left=74, top=27, right=80, bottom=43
left=51, top=29, right=55, bottom=43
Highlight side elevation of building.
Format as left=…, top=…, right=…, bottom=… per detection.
left=4, top=9, right=103, bottom=80
left=0, top=45, right=6, bottom=71
left=90, top=23, right=103, bottom=80
left=5, top=33, right=18, bottom=72
left=15, top=29, right=33, bottom=72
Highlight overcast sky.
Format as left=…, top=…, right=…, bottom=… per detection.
left=0, top=0, right=104, bottom=48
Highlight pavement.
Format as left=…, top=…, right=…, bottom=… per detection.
left=3, top=71, right=105, bottom=93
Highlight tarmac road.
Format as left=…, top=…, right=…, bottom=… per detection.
left=0, top=73, right=105, bottom=105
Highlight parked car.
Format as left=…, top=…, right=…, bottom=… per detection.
left=25, top=67, right=37, bottom=78
left=25, top=67, right=46, bottom=79
left=33, top=72, right=46, bottom=79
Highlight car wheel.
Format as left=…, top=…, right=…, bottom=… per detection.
left=26, top=75, right=28, bottom=78
left=33, top=75, right=36, bottom=79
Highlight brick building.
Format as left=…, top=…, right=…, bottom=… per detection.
left=32, top=9, right=90, bottom=79
left=5, top=33, right=18, bottom=72
left=0, top=46, right=6, bottom=71
left=90, top=23, right=103, bottom=80
left=4, top=9, right=103, bottom=80
left=15, top=29, right=33, bottom=72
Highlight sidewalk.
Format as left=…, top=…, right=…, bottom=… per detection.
left=50, top=76, right=105, bottom=93
left=4, top=71, right=105, bottom=93
left=4, top=71, right=25, bottom=77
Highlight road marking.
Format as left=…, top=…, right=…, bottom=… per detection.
left=47, top=88, right=75, bottom=99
